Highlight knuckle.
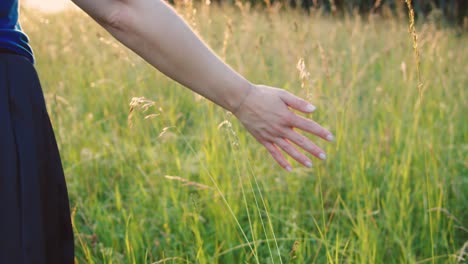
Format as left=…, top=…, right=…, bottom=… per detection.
left=309, top=146, right=320, bottom=155
left=283, top=112, right=296, bottom=125
left=295, top=96, right=307, bottom=106
left=266, top=133, right=278, bottom=142
left=306, top=142, right=320, bottom=153
left=258, top=127, right=273, bottom=137
left=266, top=143, right=276, bottom=152
left=284, top=145, right=299, bottom=157
left=300, top=137, right=313, bottom=148
left=273, top=155, right=286, bottom=165
left=311, top=122, right=322, bottom=135
left=304, top=143, right=315, bottom=154
left=292, top=153, right=302, bottom=161
left=272, top=124, right=284, bottom=135
left=297, top=136, right=317, bottom=154
left=295, top=138, right=307, bottom=148
left=279, top=89, right=289, bottom=97
left=294, top=119, right=304, bottom=129
left=269, top=150, right=279, bottom=160
left=275, top=139, right=286, bottom=149
left=294, top=135, right=306, bottom=146
left=300, top=99, right=308, bottom=106
left=285, top=145, right=294, bottom=154
left=272, top=153, right=281, bottom=161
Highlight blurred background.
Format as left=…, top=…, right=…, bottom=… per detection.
left=24, top=0, right=70, bottom=12
left=25, top=0, right=467, bottom=25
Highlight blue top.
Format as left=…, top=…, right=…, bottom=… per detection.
left=0, top=0, right=34, bottom=63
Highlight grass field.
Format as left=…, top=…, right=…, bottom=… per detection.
left=22, top=3, right=467, bottom=263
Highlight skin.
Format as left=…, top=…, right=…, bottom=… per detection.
left=71, top=0, right=334, bottom=171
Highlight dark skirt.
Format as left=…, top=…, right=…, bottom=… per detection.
left=0, top=53, right=74, bottom=263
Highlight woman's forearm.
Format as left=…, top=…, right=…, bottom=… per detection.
left=76, top=0, right=251, bottom=112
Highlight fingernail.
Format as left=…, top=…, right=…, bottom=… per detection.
left=286, top=166, right=293, bottom=172
left=319, top=153, right=327, bottom=160
left=326, top=134, right=335, bottom=142
left=305, top=161, right=313, bottom=168
left=306, top=104, right=316, bottom=113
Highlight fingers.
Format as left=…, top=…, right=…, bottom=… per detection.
left=245, top=87, right=334, bottom=171
left=290, top=115, right=334, bottom=142
left=263, top=141, right=292, bottom=172
left=275, top=138, right=313, bottom=168
left=278, top=90, right=334, bottom=141
left=285, top=130, right=327, bottom=161
left=280, top=91, right=316, bottom=113
left=263, top=129, right=329, bottom=171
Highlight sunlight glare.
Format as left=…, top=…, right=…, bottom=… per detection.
left=23, top=0, right=71, bottom=13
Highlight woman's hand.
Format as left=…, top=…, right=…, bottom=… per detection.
left=233, top=84, right=334, bottom=171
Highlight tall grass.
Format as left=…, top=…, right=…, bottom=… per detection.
left=22, top=3, right=467, bottom=263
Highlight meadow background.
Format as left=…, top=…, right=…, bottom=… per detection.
left=22, top=1, right=466, bottom=263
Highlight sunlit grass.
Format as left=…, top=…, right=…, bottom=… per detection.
left=22, top=3, right=467, bottom=263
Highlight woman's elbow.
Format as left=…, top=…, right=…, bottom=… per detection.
left=72, top=0, right=132, bottom=31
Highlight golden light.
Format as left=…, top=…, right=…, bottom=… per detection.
left=23, top=0, right=71, bottom=13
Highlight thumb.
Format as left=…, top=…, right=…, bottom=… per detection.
left=280, top=91, right=316, bottom=113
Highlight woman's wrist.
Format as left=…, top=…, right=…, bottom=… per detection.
left=221, top=79, right=253, bottom=113
left=231, top=82, right=255, bottom=114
